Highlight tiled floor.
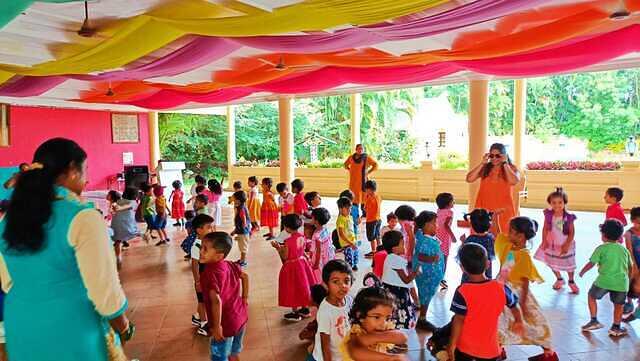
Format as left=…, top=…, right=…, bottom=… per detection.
left=119, top=197, right=640, bottom=361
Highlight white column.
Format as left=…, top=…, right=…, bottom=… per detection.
left=468, top=80, right=489, bottom=208
left=148, top=112, right=160, bottom=172
left=512, top=79, right=527, bottom=212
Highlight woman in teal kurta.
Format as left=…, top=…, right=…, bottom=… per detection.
left=0, top=138, right=133, bottom=360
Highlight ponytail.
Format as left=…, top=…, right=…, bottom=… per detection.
left=3, top=138, right=87, bottom=253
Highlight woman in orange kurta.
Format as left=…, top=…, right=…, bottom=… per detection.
left=344, top=144, right=378, bottom=205
left=466, top=143, right=521, bottom=234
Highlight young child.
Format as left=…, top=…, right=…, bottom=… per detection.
left=381, top=213, right=401, bottom=238
left=205, top=179, right=223, bottom=231
left=623, top=207, right=640, bottom=321
left=169, top=180, right=186, bottom=227
left=337, top=197, right=359, bottom=271
left=231, top=191, right=251, bottom=268
left=260, top=177, right=279, bottom=240
left=271, top=214, right=318, bottom=322
left=194, top=194, right=209, bottom=215
left=394, top=205, right=416, bottom=266
left=342, top=286, right=408, bottom=361
left=363, top=180, right=382, bottom=259
left=372, top=213, right=401, bottom=279
left=340, top=189, right=360, bottom=238
left=180, top=210, right=198, bottom=260
left=460, top=208, right=495, bottom=281
left=277, top=182, right=294, bottom=230
left=140, top=183, right=159, bottom=242
left=247, top=176, right=262, bottom=233
left=227, top=181, right=243, bottom=205
left=449, top=243, right=523, bottom=361
left=435, top=192, right=456, bottom=290
left=413, top=211, right=444, bottom=332
left=110, top=187, right=139, bottom=267
left=105, top=190, right=120, bottom=222
left=534, top=188, right=579, bottom=293
left=299, top=284, right=329, bottom=346
left=605, top=187, right=627, bottom=228
left=188, top=175, right=206, bottom=208
left=381, top=230, right=419, bottom=329
left=303, top=191, right=322, bottom=240
left=198, top=232, right=249, bottom=361
left=496, top=217, right=558, bottom=361
left=580, top=219, right=632, bottom=337
left=153, top=184, right=170, bottom=246
left=310, top=207, right=335, bottom=282
left=190, top=214, right=215, bottom=336
left=311, top=260, right=354, bottom=361
left=292, top=179, right=308, bottom=217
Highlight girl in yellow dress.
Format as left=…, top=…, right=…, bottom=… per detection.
left=247, top=176, right=261, bottom=233
left=496, top=217, right=559, bottom=361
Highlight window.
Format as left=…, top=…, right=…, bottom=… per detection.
left=438, top=131, right=446, bottom=148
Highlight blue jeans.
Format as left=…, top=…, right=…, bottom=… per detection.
left=210, top=326, right=246, bottom=361
left=344, top=246, right=359, bottom=269
left=350, top=205, right=360, bottom=235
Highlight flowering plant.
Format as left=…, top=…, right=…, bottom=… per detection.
left=526, top=161, right=621, bottom=171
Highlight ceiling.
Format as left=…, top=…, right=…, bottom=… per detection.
left=0, top=0, right=638, bottom=112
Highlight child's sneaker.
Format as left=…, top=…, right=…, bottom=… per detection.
left=236, top=260, right=248, bottom=268
left=284, top=312, right=303, bottom=322
left=191, top=315, right=201, bottom=327
left=197, top=322, right=209, bottom=336
left=608, top=325, right=628, bottom=337
left=552, top=278, right=565, bottom=290
left=568, top=281, right=579, bottom=294
left=581, top=319, right=604, bottom=331
left=298, top=307, right=311, bottom=318
left=623, top=301, right=634, bottom=316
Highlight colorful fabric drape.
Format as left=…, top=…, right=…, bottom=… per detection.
left=0, top=0, right=82, bottom=30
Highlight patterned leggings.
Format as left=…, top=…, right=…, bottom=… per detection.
left=344, top=246, right=359, bottom=269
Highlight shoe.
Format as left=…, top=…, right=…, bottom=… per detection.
left=165, top=238, right=171, bottom=244
left=284, top=312, right=303, bottom=322
left=173, top=222, right=181, bottom=227
left=623, top=301, right=634, bottom=316
left=183, top=254, right=191, bottom=260
left=122, top=241, right=130, bottom=249
left=528, top=352, right=559, bottom=361
left=235, top=259, right=248, bottom=268
left=622, top=314, right=636, bottom=323
left=581, top=320, right=604, bottom=331
left=552, top=278, right=565, bottom=290
left=440, top=280, right=448, bottom=290
left=364, top=252, right=375, bottom=258
left=608, top=325, right=628, bottom=337
left=298, top=308, right=311, bottom=318
left=415, top=318, right=437, bottom=332
left=197, top=322, right=209, bottom=336
left=191, top=315, right=201, bottom=327
left=568, top=281, right=579, bottom=294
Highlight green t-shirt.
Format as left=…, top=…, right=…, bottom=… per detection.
left=336, top=214, right=355, bottom=248
left=141, top=195, right=156, bottom=217
left=590, top=242, right=631, bottom=292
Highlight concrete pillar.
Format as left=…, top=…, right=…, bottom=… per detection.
left=468, top=80, right=489, bottom=209
left=350, top=93, right=361, bottom=150
left=512, top=79, right=527, bottom=211
left=278, top=97, right=294, bottom=184
left=227, top=106, right=236, bottom=170
left=148, top=112, right=161, bottom=172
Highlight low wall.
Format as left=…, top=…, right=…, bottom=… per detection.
left=229, top=161, right=640, bottom=212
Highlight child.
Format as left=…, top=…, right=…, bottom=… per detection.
left=448, top=243, right=523, bottom=361
left=299, top=284, right=329, bottom=344
left=105, top=190, right=120, bottom=222
left=413, top=211, right=444, bottom=332
left=292, top=178, right=308, bottom=216
left=623, top=207, right=640, bottom=321
left=260, top=177, right=279, bottom=240
left=247, top=176, right=261, bottom=233
left=363, top=180, right=382, bottom=259
left=310, top=207, right=335, bottom=282
left=205, top=179, right=223, bottom=231
left=180, top=210, right=197, bottom=260
left=190, top=214, right=215, bottom=336
left=303, top=191, right=322, bottom=240
left=169, top=180, right=186, bottom=227
left=605, top=187, right=627, bottom=228
left=184, top=210, right=196, bottom=232
left=271, top=214, right=318, bottom=322
left=231, top=191, right=251, bottom=268
left=534, top=188, right=579, bottom=293
left=435, top=192, right=456, bottom=290
left=337, top=197, right=359, bottom=271
left=227, top=181, right=243, bottom=205
left=496, top=217, right=558, bottom=361
left=198, top=232, right=249, bottom=361
left=277, top=182, right=294, bottom=230
left=110, top=188, right=139, bottom=267
left=311, top=260, right=354, bottom=361
left=381, top=213, right=401, bottom=238
left=153, top=184, right=170, bottom=246
left=340, top=189, right=360, bottom=238
left=188, top=175, right=206, bottom=207
left=372, top=213, right=400, bottom=280
left=381, top=230, right=419, bottom=329
left=140, top=183, right=159, bottom=242
left=342, top=286, right=408, bottom=360
left=394, top=205, right=416, bottom=266
left=580, top=219, right=632, bottom=337
left=194, top=194, right=209, bottom=215
left=460, top=208, right=495, bottom=281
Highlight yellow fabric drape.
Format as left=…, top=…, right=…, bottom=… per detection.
left=0, top=0, right=448, bottom=84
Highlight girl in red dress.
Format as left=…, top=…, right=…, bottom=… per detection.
left=170, top=180, right=186, bottom=227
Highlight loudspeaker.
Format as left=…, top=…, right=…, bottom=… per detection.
left=123, top=165, right=149, bottom=190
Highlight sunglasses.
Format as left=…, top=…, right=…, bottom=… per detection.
left=488, top=154, right=502, bottom=159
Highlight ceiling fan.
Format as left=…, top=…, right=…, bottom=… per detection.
left=610, top=0, right=632, bottom=20
left=78, top=1, right=97, bottom=37
left=257, top=56, right=317, bottom=72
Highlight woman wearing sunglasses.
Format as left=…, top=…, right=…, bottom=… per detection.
left=466, top=143, right=521, bottom=234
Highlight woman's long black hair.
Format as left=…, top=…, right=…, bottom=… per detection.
left=3, top=138, right=87, bottom=253
left=480, top=143, right=512, bottom=178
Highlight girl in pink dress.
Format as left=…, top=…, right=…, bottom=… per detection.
left=271, top=214, right=318, bottom=321
left=308, top=207, right=335, bottom=281
left=435, top=192, right=456, bottom=290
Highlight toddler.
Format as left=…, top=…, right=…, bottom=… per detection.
left=381, top=230, right=419, bottom=329
left=231, top=191, right=251, bottom=268
left=153, top=184, right=170, bottom=246
left=205, top=179, right=223, bottom=230
left=140, top=183, right=159, bottom=242
left=310, top=260, right=354, bottom=361
left=381, top=213, right=401, bottom=238
left=534, top=188, right=578, bottom=293
left=195, top=194, right=209, bottom=215
left=340, top=189, right=360, bottom=237
left=292, top=179, right=308, bottom=216
left=169, top=180, right=185, bottom=227
left=260, top=177, right=279, bottom=240
left=363, top=180, right=382, bottom=259
left=310, top=207, right=335, bottom=281
left=394, top=205, right=416, bottom=266
left=342, top=286, right=408, bottom=361
left=227, top=181, right=243, bottom=205
left=605, top=187, right=627, bottom=228
left=199, top=231, right=249, bottom=361
left=303, top=191, right=322, bottom=240
left=180, top=210, right=197, bottom=260
left=373, top=213, right=401, bottom=279
left=623, top=207, right=640, bottom=321
left=272, top=214, right=318, bottom=322
left=188, top=175, right=206, bottom=207
left=110, top=188, right=139, bottom=267
left=277, top=182, right=294, bottom=228
left=413, top=211, right=444, bottom=332
left=435, top=192, right=455, bottom=290
left=580, top=219, right=632, bottom=337
left=460, top=208, right=495, bottom=282
left=247, top=176, right=261, bottom=233
left=337, top=197, right=359, bottom=271
left=190, top=214, right=214, bottom=336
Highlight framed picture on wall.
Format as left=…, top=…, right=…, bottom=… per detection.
left=111, top=113, right=139, bottom=143
left=0, top=104, right=9, bottom=147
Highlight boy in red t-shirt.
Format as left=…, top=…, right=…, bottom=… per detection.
left=449, top=243, right=524, bottom=361
left=605, top=187, right=627, bottom=226
left=199, top=231, right=250, bottom=361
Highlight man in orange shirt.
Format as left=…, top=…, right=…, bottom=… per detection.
left=363, top=180, right=382, bottom=258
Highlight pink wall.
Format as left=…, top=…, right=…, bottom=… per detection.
left=0, top=106, right=150, bottom=190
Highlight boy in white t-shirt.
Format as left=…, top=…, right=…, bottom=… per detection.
left=190, top=214, right=214, bottom=337
left=311, top=260, right=354, bottom=361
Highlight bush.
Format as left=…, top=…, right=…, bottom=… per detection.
left=305, top=158, right=345, bottom=168
left=526, top=161, right=621, bottom=171
left=436, top=151, right=468, bottom=170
